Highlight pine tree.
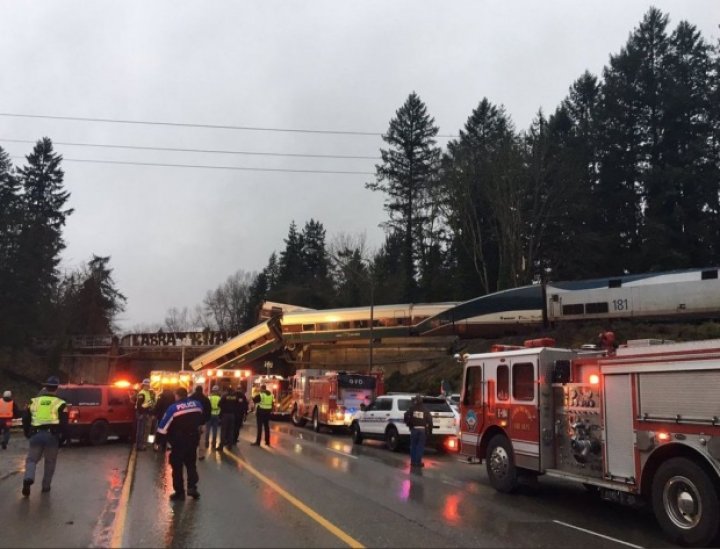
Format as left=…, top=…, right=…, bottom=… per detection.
left=16, top=138, right=73, bottom=338
left=0, top=148, right=22, bottom=345
left=277, top=221, right=305, bottom=286
left=368, top=92, right=441, bottom=301
left=301, top=219, right=332, bottom=308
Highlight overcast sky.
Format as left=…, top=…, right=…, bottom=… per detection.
left=1, top=1, right=717, bottom=332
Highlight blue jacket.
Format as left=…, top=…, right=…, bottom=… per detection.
left=156, top=397, right=204, bottom=444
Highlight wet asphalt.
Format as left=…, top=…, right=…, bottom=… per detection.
left=0, top=424, right=676, bottom=548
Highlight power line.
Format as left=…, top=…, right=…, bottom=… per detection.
left=0, top=112, right=458, bottom=138
left=0, top=137, right=381, bottom=160
left=10, top=155, right=375, bottom=175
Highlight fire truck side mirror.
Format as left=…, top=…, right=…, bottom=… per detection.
left=552, top=360, right=571, bottom=384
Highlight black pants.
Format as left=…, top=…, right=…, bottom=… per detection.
left=255, top=409, right=271, bottom=444
left=169, top=439, right=198, bottom=494
left=233, top=413, right=244, bottom=443
left=220, top=413, right=235, bottom=447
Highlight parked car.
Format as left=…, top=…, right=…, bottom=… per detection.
left=350, top=393, right=458, bottom=452
left=56, top=383, right=135, bottom=445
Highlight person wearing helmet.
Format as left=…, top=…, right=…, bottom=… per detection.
left=205, top=385, right=221, bottom=451
left=134, top=379, right=156, bottom=451
left=21, top=376, right=68, bottom=496
left=1, top=390, right=22, bottom=450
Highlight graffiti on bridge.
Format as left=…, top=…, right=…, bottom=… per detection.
left=121, top=331, right=240, bottom=347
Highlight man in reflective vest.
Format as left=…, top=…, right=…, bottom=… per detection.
left=206, top=385, right=221, bottom=451
left=251, top=384, right=274, bottom=447
left=1, top=390, right=21, bottom=450
left=21, top=377, right=68, bottom=496
left=135, top=379, right=156, bottom=451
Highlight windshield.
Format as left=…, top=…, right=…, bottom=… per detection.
left=397, top=397, right=451, bottom=412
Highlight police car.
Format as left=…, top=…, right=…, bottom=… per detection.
left=349, top=393, right=458, bottom=452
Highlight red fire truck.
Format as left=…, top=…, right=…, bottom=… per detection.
left=458, top=336, right=720, bottom=547
left=291, top=369, right=384, bottom=432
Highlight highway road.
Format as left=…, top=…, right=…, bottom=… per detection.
left=0, top=423, right=675, bottom=548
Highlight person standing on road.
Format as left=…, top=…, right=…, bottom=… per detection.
left=205, top=385, right=221, bottom=451
left=251, top=384, right=273, bottom=447
left=156, top=386, right=204, bottom=501
left=218, top=388, right=239, bottom=451
left=191, top=386, right=211, bottom=460
left=233, top=388, right=248, bottom=444
left=403, top=394, right=433, bottom=468
left=1, top=390, right=22, bottom=450
left=153, top=388, right=175, bottom=452
left=134, top=379, right=155, bottom=451
left=21, top=377, right=68, bottom=496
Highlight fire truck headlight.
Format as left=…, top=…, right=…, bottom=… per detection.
left=656, top=432, right=671, bottom=443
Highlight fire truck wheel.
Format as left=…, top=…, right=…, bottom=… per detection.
left=351, top=422, right=363, bottom=444
left=652, top=457, right=720, bottom=547
left=312, top=408, right=321, bottom=432
left=89, top=420, right=109, bottom=446
left=486, top=435, right=518, bottom=493
left=386, top=426, right=401, bottom=452
left=292, top=405, right=306, bottom=427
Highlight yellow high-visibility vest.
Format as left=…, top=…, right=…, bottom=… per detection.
left=209, top=395, right=221, bottom=416
left=259, top=392, right=274, bottom=410
left=29, top=396, right=65, bottom=427
left=138, top=389, right=154, bottom=409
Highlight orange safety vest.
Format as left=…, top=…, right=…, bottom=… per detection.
left=0, top=399, right=13, bottom=419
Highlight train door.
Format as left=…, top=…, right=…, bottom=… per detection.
left=460, top=362, right=484, bottom=455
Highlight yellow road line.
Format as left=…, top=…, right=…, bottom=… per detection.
left=109, top=446, right=137, bottom=548
left=224, top=449, right=365, bottom=549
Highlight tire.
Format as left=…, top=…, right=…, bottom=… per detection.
left=312, top=408, right=320, bottom=433
left=486, top=434, right=518, bottom=493
left=89, top=420, right=109, bottom=446
left=651, top=457, right=720, bottom=547
left=351, top=422, right=363, bottom=444
left=292, top=405, right=306, bottom=427
left=385, top=425, right=400, bottom=452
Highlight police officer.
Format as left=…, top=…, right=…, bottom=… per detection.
left=1, top=390, right=21, bottom=450
left=218, top=387, right=239, bottom=450
left=156, top=387, right=204, bottom=501
left=135, top=379, right=155, bottom=451
left=403, top=394, right=432, bottom=468
left=206, top=385, right=221, bottom=451
left=22, top=377, right=68, bottom=496
left=251, top=384, right=273, bottom=447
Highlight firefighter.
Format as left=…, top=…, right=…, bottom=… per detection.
left=403, top=394, right=432, bottom=468
left=134, top=379, right=156, bottom=451
left=191, top=385, right=211, bottom=460
left=206, top=385, right=221, bottom=451
left=1, top=390, right=22, bottom=450
left=156, top=387, right=203, bottom=501
left=251, top=384, right=273, bottom=447
left=21, top=377, right=68, bottom=496
left=218, top=388, right=239, bottom=450
left=233, top=388, right=249, bottom=444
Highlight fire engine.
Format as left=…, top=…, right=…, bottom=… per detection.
left=291, top=369, right=384, bottom=432
left=249, top=375, right=293, bottom=418
left=458, top=336, right=720, bottom=547
left=194, top=368, right=252, bottom=396
left=148, top=370, right=194, bottom=395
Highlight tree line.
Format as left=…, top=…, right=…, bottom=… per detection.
left=0, top=139, right=125, bottom=359
left=190, top=8, right=718, bottom=332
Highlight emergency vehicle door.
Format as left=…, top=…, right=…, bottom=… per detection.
left=460, top=364, right=484, bottom=455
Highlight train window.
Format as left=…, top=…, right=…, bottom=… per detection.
left=701, top=269, right=718, bottom=280
left=512, top=362, right=535, bottom=402
left=608, top=279, right=622, bottom=288
left=282, top=324, right=302, bottom=333
left=301, top=324, right=315, bottom=331
left=585, top=302, right=609, bottom=314
left=496, top=365, right=509, bottom=401
left=562, top=304, right=584, bottom=315
left=463, top=366, right=483, bottom=406
left=337, top=321, right=350, bottom=330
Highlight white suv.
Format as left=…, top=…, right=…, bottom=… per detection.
left=350, top=394, right=457, bottom=452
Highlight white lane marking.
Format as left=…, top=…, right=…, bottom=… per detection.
left=553, top=520, right=644, bottom=549
left=326, top=447, right=359, bottom=460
